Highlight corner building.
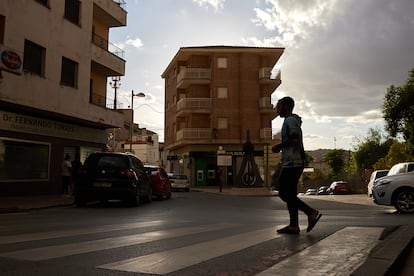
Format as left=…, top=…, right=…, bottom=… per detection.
left=162, top=46, right=284, bottom=187
left=0, top=0, right=126, bottom=195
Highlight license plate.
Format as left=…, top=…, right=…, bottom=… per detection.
left=93, top=182, right=112, bottom=188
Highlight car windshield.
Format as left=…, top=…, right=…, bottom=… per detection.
left=170, top=174, right=187, bottom=180
left=85, top=155, right=127, bottom=170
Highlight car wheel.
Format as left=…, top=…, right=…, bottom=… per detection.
left=394, top=188, right=414, bottom=214
left=144, top=187, right=152, bottom=203
left=128, top=188, right=141, bottom=207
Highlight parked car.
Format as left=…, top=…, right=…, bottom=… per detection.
left=367, top=170, right=389, bottom=197
left=327, top=181, right=352, bottom=195
left=168, top=173, right=190, bottom=192
left=305, top=188, right=318, bottom=195
left=317, top=186, right=329, bottom=195
left=74, top=152, right=152, bottom=207
left=372, top=171, right=414, bottom=213
left=144, top=165, right=172, bottom=200
left=387, top=162, right=414, bottom=176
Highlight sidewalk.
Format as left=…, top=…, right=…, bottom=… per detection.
left=0, top=188, right=412, bottom=275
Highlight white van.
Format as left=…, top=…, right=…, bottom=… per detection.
left=387, top=162, right=414, bottom=176
left=367, top=170, right=389, bottom=197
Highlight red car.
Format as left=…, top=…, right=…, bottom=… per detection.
left=327, top=181, right=352, bottom=195
left=144, top=165, right=172, bottom=200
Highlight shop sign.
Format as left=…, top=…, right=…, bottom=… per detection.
left=0, top=45, right=23, bottom=75
left=0, top=111, right=106, bottom=143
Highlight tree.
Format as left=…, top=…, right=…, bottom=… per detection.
left=323, top=149, right=346, bottom=179
left=382, top=68, right=414, bottom=154
left=374, top=142, right=414, bottom=169
left=352, top=128, right=394, bottom=170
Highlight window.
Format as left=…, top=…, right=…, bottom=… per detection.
left=61, top=56, right=78, bottom=87
left=35, top=0, right=49, bottom=7
left=0, top=15, right=5, bottom=44
left=217, top=57, right=228, bottom=68
left=64, top=0, right=80, bottom=25
left=217, top=87, right=228, bottom=99
left=0, top=138, right=50, bottom=181
left=23, top=40, right=45, bottom=76
left=218, top=117, right=228, bottom=129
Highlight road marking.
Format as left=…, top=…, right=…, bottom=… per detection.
left=256, top=227, right=383, bottom=276
left=98, top=227, right=280, bottom=275
left=0, top=223, right=235, bottom=261
left=0, top=220, right=172, bottom=244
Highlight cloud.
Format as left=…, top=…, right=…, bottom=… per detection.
left=193, top=0, right=226, bottom=12
left=125, top=37, right=144, bottom=49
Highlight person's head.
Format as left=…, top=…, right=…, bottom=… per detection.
left=64, top=154, right=70, bottom=161
left=276, top=96, right=295, bottom=117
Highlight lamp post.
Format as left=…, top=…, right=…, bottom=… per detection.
left=130, top=90, right=146, bottom=152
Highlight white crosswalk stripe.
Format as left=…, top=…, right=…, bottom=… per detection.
left=0, top=223, right=235, bottom=261
left=0, top=220, right=171, bottom=245
left=0, top=223, right=384, bottom=275
left=98, top=227, right=280, bottom=275
left=256, top=227, right=383, bottom=276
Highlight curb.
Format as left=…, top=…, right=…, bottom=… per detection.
left=351, top=223, right=414, bottom=275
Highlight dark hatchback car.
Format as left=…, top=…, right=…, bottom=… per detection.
left=74, top=152, right=152, bottom=207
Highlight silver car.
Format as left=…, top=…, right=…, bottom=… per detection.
left=372, top=171, right=414, bottom=213
left=168, top=173, right=190, bottom=192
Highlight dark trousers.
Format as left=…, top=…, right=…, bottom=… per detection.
left=278, top=167, right=314, bottom=227
left=62, top=176, right=71, bottom=194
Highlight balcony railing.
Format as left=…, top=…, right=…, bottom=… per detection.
left=176, top=128, right=212, bottom=140
left=90, top=92, right=106, bottom=108
left=113, top=0, right=126, bottom=10
left=177, top=68, right=211, bottom=88
left=92, top=32, right=125, bottom=60
left=177, top=98, right=212, bottom=114
left=259, top=67, right=281, bottom=82
left=260, top=128, right=273, bottom=140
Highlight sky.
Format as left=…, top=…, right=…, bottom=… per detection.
left=107, top=0, right=414, bottom=151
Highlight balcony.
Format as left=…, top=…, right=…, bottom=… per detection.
left=177, top=68, right=211, bottom=89
left=176, top=98, right=212, bottom=117
left=259, top=97, right=277, bottom=118
left=91, top=33, right=125, bottom=75
left=176, top=128, right=212, bottom=141
left=93, top=1, right=127, bottom=27
left=259, top=67, right=282, bottom=89
left=260, top=128, right=273, bottom=140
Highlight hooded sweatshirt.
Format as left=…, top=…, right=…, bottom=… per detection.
left=281, top=114, right=305, bottom=168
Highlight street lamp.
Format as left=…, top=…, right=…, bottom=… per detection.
left=130, top=90, right=146, bottom=152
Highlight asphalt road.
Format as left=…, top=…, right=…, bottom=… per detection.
left=0, top=192, right=412, bottom=275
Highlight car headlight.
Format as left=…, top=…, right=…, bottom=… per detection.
left=374, top=179, right=391, bottom=187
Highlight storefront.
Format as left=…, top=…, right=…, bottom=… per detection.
left=0, top=108, right=108, bottom=196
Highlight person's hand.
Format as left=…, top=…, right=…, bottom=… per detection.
left=272, top=144, right=282, bottom=153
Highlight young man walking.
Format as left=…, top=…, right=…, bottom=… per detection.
left=272, top=96, right=322, bottom=234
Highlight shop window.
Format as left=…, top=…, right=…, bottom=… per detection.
left=23, top=40, right=45, bottom=76
left=64, top=0, right=80, bottom=25
left=0, top=138, right=50, bottom=181
left=61, top=56, right=78, bottom=88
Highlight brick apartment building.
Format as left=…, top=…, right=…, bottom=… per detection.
left=161, top=46, right=284, bottom=188
left=0, top=0, right=127, bottom=195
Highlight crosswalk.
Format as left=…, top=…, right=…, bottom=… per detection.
left=0, top=222, right=383, bottom=275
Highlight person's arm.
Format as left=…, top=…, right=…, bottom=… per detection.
left=272, top=133, right=300, bottom=153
